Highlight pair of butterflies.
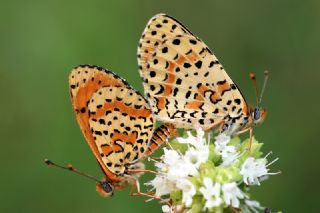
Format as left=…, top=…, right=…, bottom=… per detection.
left=53, top=14, right=267, bottom=197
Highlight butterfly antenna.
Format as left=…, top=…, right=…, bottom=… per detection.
left=249, top=72, right=260, bottom=106
left=259, top=70, right=269, bottom=105
left=44, top=158, right=101, bottom=183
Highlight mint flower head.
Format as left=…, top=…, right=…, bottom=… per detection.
left=146, top=128, right=280, bottom=213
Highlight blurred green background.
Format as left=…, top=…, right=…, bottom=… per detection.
left=0, top=0, right=319, bottom=212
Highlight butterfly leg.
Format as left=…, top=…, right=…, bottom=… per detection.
left=149, top=157, right=162, bottom=161
left=249, top=127, right=253, bottom=152
left=129, top=178, right=171, bottom=205
left=127, top=169, right=158, bottom=175
left=129, top=179, right=152, bottom=197
left=129, top=179, right=138, bottom=195
left=205, top=120, right=224, bottom=132
left=234, top=126, right=253, bottom=153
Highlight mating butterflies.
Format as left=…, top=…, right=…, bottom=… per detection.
left=137, top=14, right=267, bottom=135
left=47, top=13, right=267, bottom=198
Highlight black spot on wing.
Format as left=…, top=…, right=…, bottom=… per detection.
left=155, top=85, right=164, bottom=95
left=172, top=39, right=181, bottom=45
left=195, top=60, right=202, bottom=69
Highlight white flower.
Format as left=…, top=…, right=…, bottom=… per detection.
left=176, top=127, right=205, bottom=150
left=156, top=148, right=190, bottom=182
left=147, top=128, right=206, bottom=203
left=147, top=128, right=279, bottom=212
left=241, top=199, right=264, bottom=213
left=181, top=157, right=199, bottom=177
left=162, top=205, right=173, bottom=213
left=147, top=129, right=208, bottom=202
left=215, top=133, right=230, bottom=145
left=214, top=134, right=239, bottom=166
left=171, top=128, right=209, bottom=177
left=145, top=175, right=173, bottom=197
left=162, top=148, right=181, bottom=167
left=221, top=151, right=239, bottom=167
left=176, top=178, right=196, bottom=207
left=240, top=157, right=268, bottom=185
left=154, top=148, right=180, bottom=176
left=166, top=160, right=193, bottom=181
left=200, top=177, right=223, bottom=209
left=222, top=182, right=245, bottom=208
left=184, top=145, right=209, bottom=168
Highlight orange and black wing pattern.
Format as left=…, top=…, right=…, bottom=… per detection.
left=138, top=14, right=250, bottom=132
left=69, top=65, right=158, bottom=182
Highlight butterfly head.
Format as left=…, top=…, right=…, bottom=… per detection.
left=249, top=70, right=269, bottom=126
left=96, top=181, right=114, bottom=197
left=251, top=106, right=267, bottom=125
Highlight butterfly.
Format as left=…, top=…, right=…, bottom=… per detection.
left=137, top=14, right=267, bottom=136
left=47, top=65, right=174, bottom=197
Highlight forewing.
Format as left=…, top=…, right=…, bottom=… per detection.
left=87, top=86, right=155, bottom=176
left=138, top=13, right=192, bottom=76
left=69, top=65, right=131, bottom=180
left=138, top=15, right=248, bottom=129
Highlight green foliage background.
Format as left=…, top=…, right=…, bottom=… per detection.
left=0, top=0, right=318, bottom=212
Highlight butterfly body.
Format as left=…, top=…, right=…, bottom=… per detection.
left=138, top=14, right=266, bottom=135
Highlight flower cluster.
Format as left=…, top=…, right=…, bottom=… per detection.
left=146, top=128, right=279, bottom=213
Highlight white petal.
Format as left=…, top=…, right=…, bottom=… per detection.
left=222, top=182, right=245, bottom=208
left=203, top=177, right=213, bottom=189
left=240, top=157, right=268, bottom=185
left=176, top=179, right=196, bottom=207
left=205, top=196, right=223, bottom=209
left=163, top=148, right=181, bottom=166
left=242, top=199, right=264, bottom=213
left=184, top=147, right=209, bottom=169
left=162, top=205, right=172, bottom=213
left=215, top=133, right=231, bottom=145
left=146, top=176, right=173, bottom=197
left=200, top=178, right=222, bottom=209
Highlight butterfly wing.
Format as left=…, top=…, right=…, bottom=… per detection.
left=138, top=14, right=249, bottom=130
left=70, top=65, right=156, bottom=181
left=87, top=86, right=155, bottom=176
left=138, top=13, right=191, bottom=74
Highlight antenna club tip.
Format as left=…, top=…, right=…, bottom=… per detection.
left=44, top=159, right=52, bottom=165
left=249, top=73, right=256, bottom=80
left=264, top=70, right=269, bottom=76
left=67, top=164, right=74, bottom=170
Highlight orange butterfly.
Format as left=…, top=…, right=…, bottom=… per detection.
left=46, top=65, right=174, bottom=197
left=137, top=14, right=268, bottom=139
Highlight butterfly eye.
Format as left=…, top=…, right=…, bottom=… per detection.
left=101, top=181, right=113, bottom=194
left=253, top=107, right=261, bottom=121
left=96, top=181, right=114, bottom=197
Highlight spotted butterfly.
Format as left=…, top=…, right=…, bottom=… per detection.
left=68, top=64, right=174, bottom=197
left=137, top=14, right=267, bottom=135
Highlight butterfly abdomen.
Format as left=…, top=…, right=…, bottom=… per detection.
left=145, top=123, right=176, bottom=156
